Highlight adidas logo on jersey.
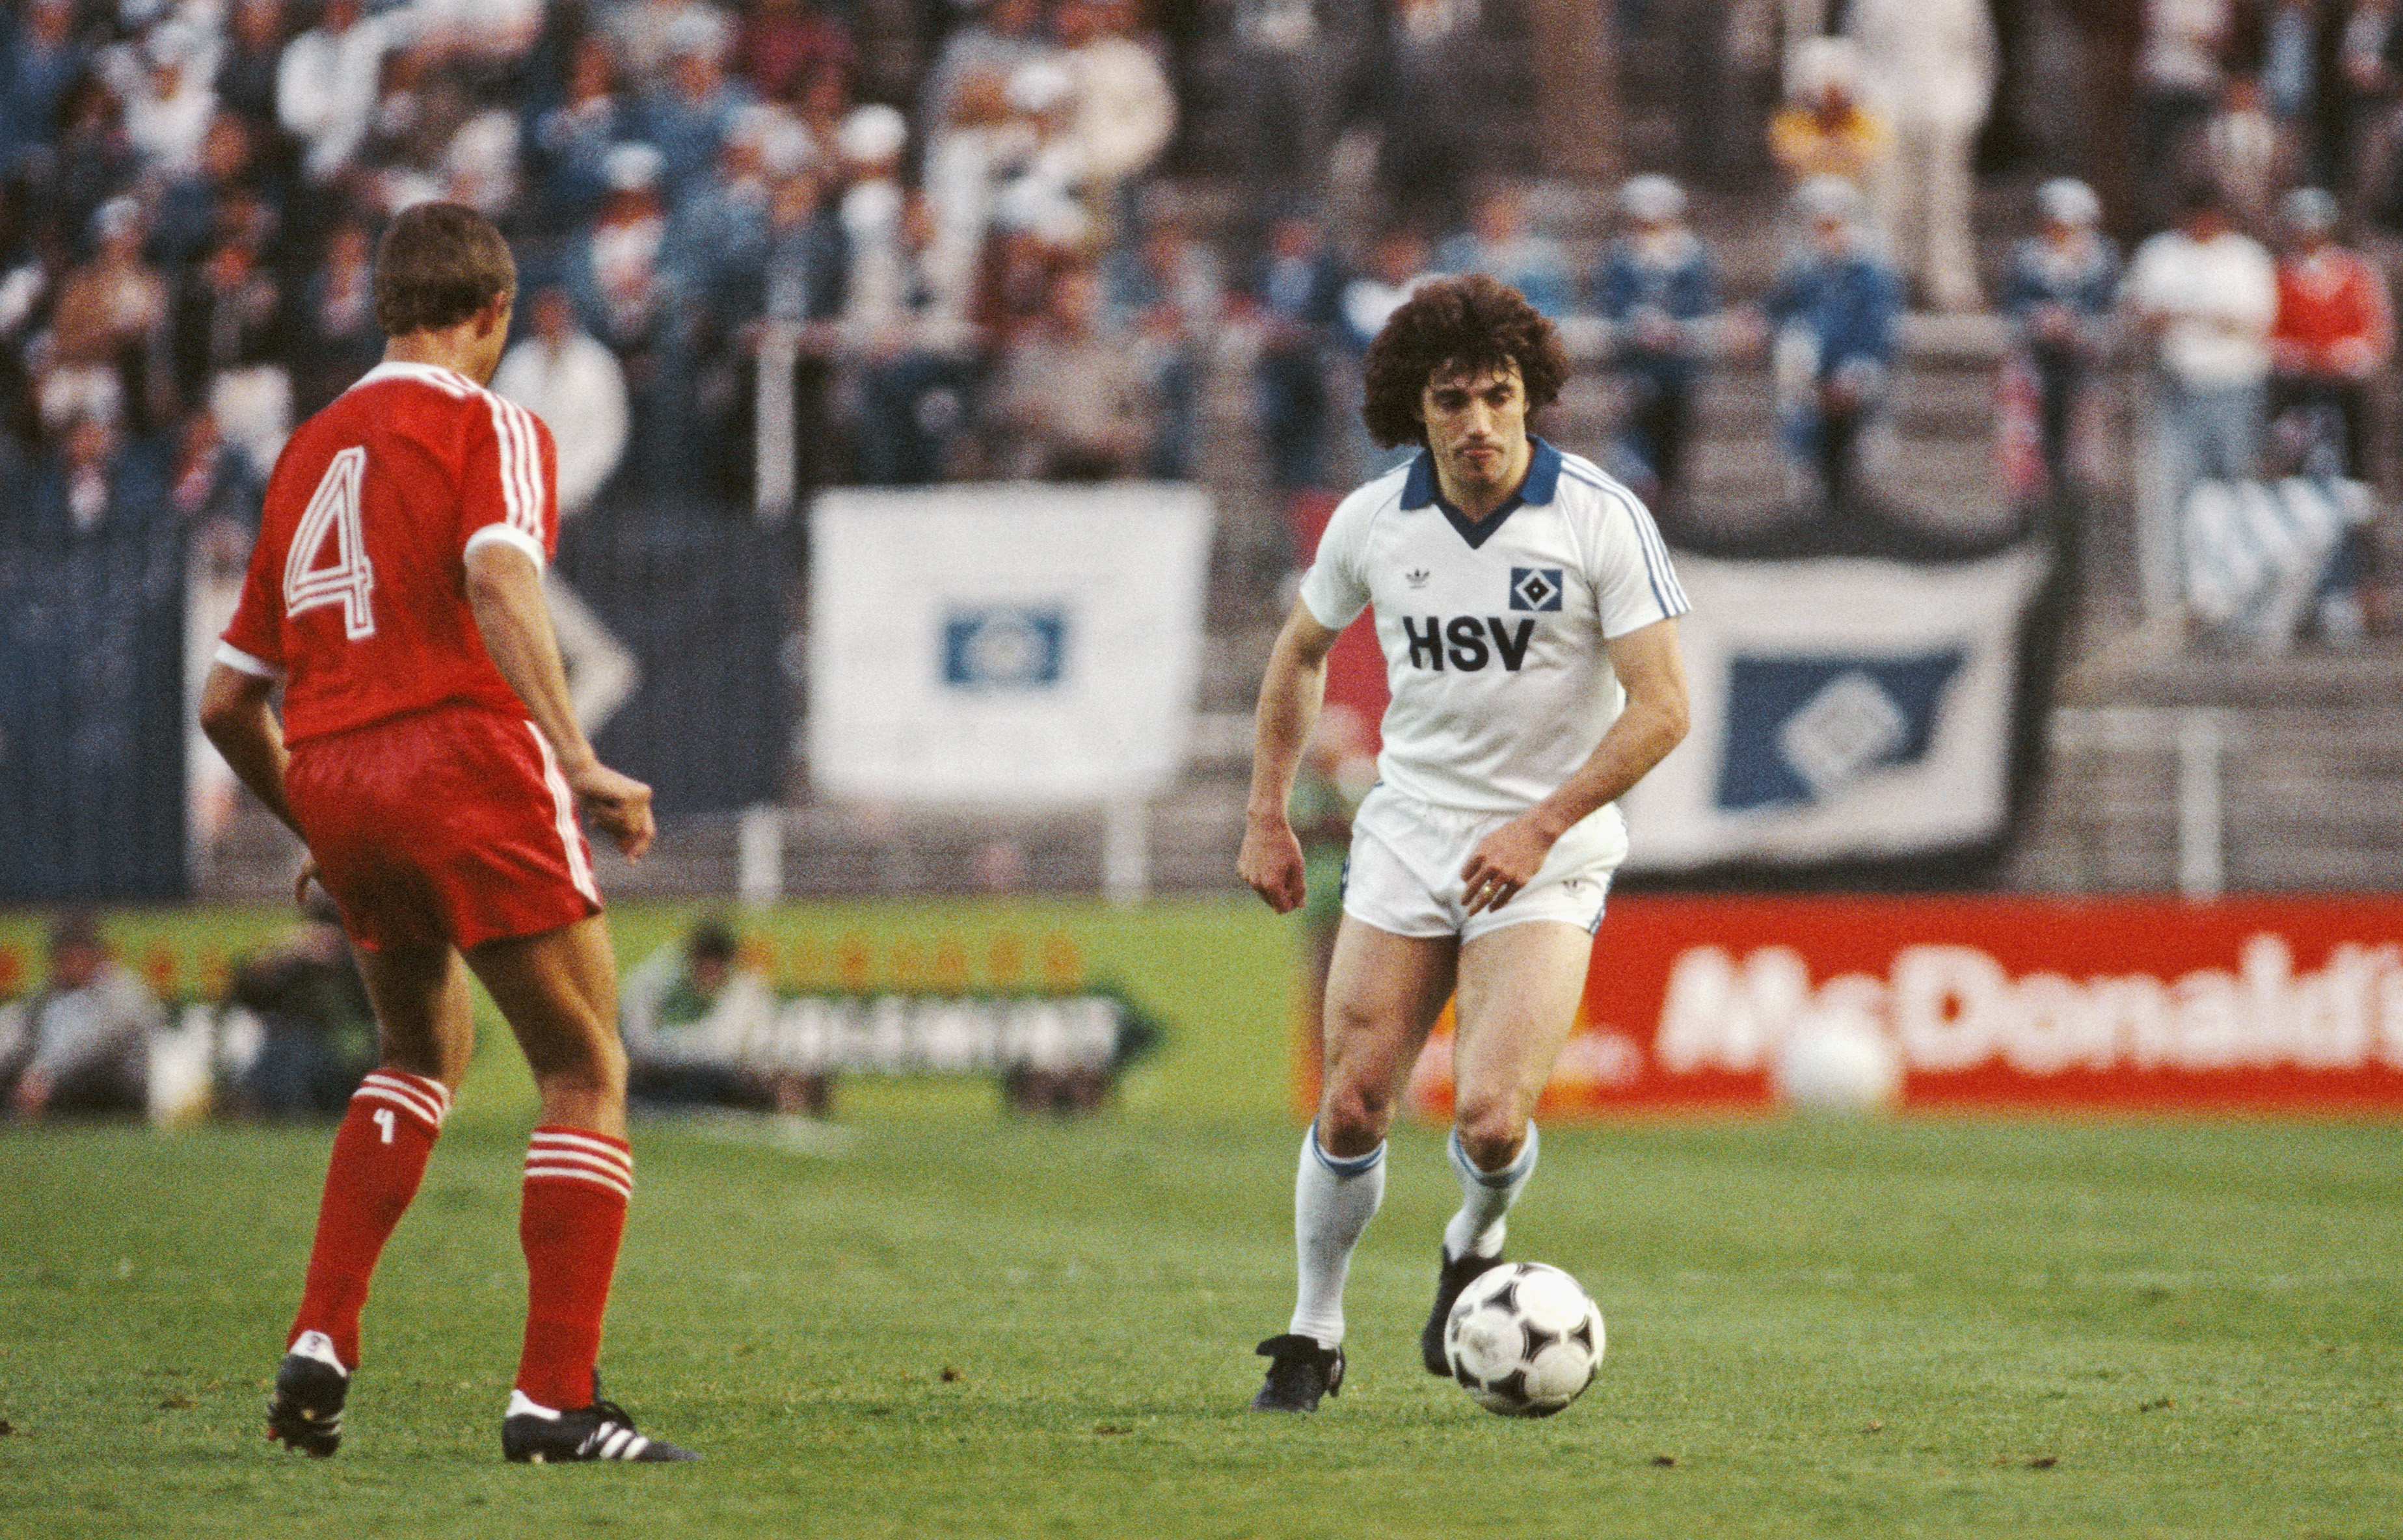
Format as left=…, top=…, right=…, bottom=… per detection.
left=1401, top=617, right=1537, bottom=672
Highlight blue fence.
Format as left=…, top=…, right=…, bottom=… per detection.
left=0, top=519, right=190, bottom=902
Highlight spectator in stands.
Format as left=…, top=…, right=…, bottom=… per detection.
left=1056, top=0, right=1176, bottom=246
left=2123, top=180, right=2278, bottom=613
left=2336, top=0, right=2403, bottom=200
left=643, top=7, right=754, bottom=204
left=608, top=0, right=723, bottom=90
left=568, top=140, right=689, bottom=501
left=2255, top=0, right=2328, bottom=184
left=1368, top=0, right=1484, bottom=235
left=276, top=0, right=401, bottom=185
left=115, top=18, right=220, bottom=182
left=1767, top=36, right=1888, bottom=197
left=150, top=111, right=284, bottom=275
left=290, top=217, right=383, bottom=415
left=1249, top=208, right=1346, bottom=496
left=526, top=33, right=640, bottom=240
left=1218, top=0, right=1347, bottom=249
left=1337, top=224, right=1431, bottom=356
left=0, top=912, right=161, bottom=1122
left=2132, top=0, right=2234, bottom=229
left=496, top=284, right=633, bottom=516
left=1762, top=174, right=1901, bottom=510
left=41, top=196, right=170, bottom=436
left=49, top=73, right=144, bottom=257
left=1434, top=183, right=1576, bottom=320
left=732, top=0, right=858, bottom=105
left=847, top=189, right=980, bottom=484
left=2002, top=177, right=2121, bottom=503
left=2125, top=181, right=2278, bottom=480
left=215, top=0, right=295, bottom=135
left=168, top=231, right=294, bottom=473
left=2199, top=73, right=2299, bottom=233
left=3, top=0, right=91, bottom=184
left=23, top=408, right=170, bottom=538
left=1847, top=0, right=1994, bottom=312
left=989, top=257, right=1153, bottom=480
left=1592, top=172, right=1719, bottom=511
left=734, top=156, right=847, bottom=507
left=222, top=893, right=375, bottom=1121
left=920, top=0, right=1058, bottom=154
left=835, top=104, right=915, bottom=338
left=920, top=62, right=1019, bottom=324
left=989, top=57, right=1092, bottom=254
left=169, top=405, right=265, bottom=546
left=2268, top=185, right=2393, bottom=479
left=622, top=915, right=826, bottom=1115
left=1107, top=187, right=1224, bottom=481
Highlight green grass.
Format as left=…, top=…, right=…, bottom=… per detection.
left=3, top=1111, right=2398, bottom=1539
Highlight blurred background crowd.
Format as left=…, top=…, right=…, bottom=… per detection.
left=6, top=0, right=2403, bottom=907
left=3, top=0, right=2398, bottom=572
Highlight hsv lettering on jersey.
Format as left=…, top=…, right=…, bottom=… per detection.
left=216, top=361, right=560, bottom=745
left=1297, top=438, right=1689, bottom=816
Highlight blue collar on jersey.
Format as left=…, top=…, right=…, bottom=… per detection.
left=1400, top=435, right=1564, bottom=550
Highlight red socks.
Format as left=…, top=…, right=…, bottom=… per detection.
left=287, top=1070, right=452, bottom=1368
left=284, top=1087, right=631, bottom=1411
left=512, top=1127, right=633, bottom=1411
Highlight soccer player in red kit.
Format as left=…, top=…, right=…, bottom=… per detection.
left=200, top=202, right=695, bottom=1463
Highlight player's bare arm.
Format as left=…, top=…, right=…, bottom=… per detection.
left=198, top=663, right=302, bottom=840
left=1240, top=599, right=1343, bottom=914
left=464, top=541, right=654, bottom=860
left=1460, top=617, right=1690, bottom=914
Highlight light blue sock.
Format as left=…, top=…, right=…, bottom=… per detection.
left=1442, top=1123, right=1538, bottom=1262
left=1288, top=1124, right=1386, bottom=1348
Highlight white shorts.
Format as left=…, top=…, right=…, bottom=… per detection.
left=1341, top=784, right=1621, bottom=943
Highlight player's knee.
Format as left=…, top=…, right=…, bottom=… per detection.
left=1452, top=1096, right=1531, bottom=1173
left=531, top=1028, right=626, bottom=1099
left=1317, top=1082, right=1395, bottom=1156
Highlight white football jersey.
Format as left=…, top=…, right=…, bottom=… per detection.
left=1298, top=438, right=1689, bottom=829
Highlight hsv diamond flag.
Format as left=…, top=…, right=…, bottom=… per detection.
left=1620, top=542, right=2054, bottom=877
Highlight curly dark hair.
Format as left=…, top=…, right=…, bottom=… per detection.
left=1360, top=273, right=1570, bottom=450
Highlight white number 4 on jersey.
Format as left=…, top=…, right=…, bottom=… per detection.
left=284, top=446, right=377, bottom=639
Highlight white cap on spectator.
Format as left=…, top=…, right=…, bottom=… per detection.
left=1793, top=173, right=1864, bottom=224
left=1006, top=58, right=1075, bottom=114
left=1619, top=174, right=1685, bottom=222
left=2035, top=177, right=2100, bottom=228
left=665, top=6, right=731, bottom=60
left=604, top=140, right=665, bottom=192
left=2281, top=185, right=2340, bottom=234
left=94, top=194, right=144, bottom=243
left=146, top=16, right=203, bottom=66
left=838, top=103, right=908, bottom=165
left=1790, top=36, right=1861, bottom=100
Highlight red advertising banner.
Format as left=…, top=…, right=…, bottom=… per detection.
left=1395, top=895, right=2403, bottom=1117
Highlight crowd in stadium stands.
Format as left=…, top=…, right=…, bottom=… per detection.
left=1, top=0, right=2397, bottom=621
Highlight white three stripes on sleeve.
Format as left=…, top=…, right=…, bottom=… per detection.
left=485, top=392, right=545, bottom=543
left=524, top=1130, right=634, bottom=1199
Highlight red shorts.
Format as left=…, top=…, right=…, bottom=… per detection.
left=286, top=706, right=603, bottom=953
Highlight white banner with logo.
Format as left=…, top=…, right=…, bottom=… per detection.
left=809, top=485, right=1215, bottom=803
left=1620, top=544, right=2050, bottom=871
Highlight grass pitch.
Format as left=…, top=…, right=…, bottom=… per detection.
left=2, top=1104, right=2397, bottom=1539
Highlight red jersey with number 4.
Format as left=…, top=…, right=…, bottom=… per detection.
left=219, top=360, right=558, bottom=745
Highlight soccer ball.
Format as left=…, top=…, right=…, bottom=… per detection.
left=1443, top=1262, right=1605, bottom=1417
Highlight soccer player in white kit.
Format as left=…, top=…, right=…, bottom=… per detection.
left=1241, top=274, right=1692, bottom=1411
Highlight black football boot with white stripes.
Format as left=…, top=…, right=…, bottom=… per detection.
left=501, top=1375, right=698, bottom=1463
left=265, top=1331, right=349, bottom=1457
